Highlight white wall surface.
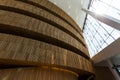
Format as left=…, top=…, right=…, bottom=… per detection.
left=49, top=0, right=90, bottom=29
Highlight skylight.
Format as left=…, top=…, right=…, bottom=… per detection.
left=83, top=0, right=120, bottom=57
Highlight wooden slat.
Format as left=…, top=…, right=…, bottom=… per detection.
left=0, top=10, right=89, bottom=57
left=0, top=0, right=94, bottom=76
left=28, top=0, right=82, bottom=34
left=0, top=33, right=93, bottom=73
left=0, top=0, right=85, bottom=46
left=0, top=67, right=78, bottom=80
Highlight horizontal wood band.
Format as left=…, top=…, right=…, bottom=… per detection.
left=0, top=23, right=89, bottom=59
left=0, top=8, right=89, bottom=56
left=0, top=33, right=93, bottom=73
left=0, top=1, right=85, bottom=47
left=16, top=0, right=83, bottom=38
left=0, top=67, right=78, bottom=80
left=0, top=0, right=93, bottom=75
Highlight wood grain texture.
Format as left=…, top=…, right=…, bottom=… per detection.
left=0, top=67, right=78, bottom=80
left=0, top=0, right=94, bottom=77
left=0, top=0, right=85, bottom=46
left=18, top=0, right=82, bottom=36
left=0, top=10, right=89, bottom=57
left=0, top=33, right=93, bottom=73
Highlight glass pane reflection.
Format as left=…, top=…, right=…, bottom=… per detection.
left=83, top=0, right=120, bottom=57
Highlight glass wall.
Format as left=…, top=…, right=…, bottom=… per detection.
left=83, top=0, right=120, bottom=57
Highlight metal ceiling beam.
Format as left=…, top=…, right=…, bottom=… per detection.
left=92, top=37, right=120, bottom=63
left=82, top=8, right=120, bottom=31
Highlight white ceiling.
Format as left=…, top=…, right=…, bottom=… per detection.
left=49, top=0, right=90, bottom=29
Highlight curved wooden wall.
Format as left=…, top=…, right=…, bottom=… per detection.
left=0, top=0, right=94, bottom=79
left=0, top=67, right=78, bottom=80
left=0, top=33, right=93, bottom=72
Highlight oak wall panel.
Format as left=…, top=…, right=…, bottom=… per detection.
left=0, top=0, right=94, bottom=78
